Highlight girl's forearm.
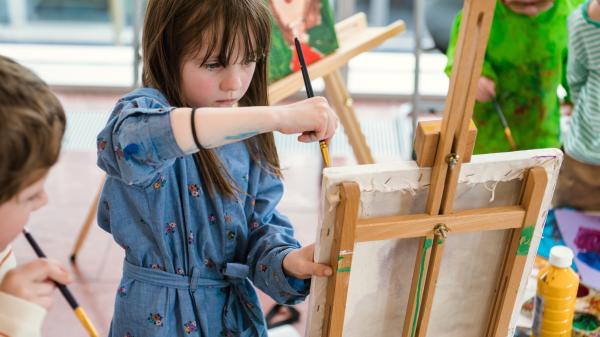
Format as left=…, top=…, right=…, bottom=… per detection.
left=170, top=106, right=281, bottom=153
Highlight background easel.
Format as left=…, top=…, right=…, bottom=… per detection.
left=314, top=0, right=555, bottom=336
left=69, top=13, right=405, bottom=262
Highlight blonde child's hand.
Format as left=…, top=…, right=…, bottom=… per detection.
left=282, top=243, right=333, bottom=279
left=278, top=97, right=338, bottom=144
left=0, top=258, right=72, bottom=309
left=476, top=77, right=496, bottom=102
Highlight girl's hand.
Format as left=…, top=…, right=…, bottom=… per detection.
left=0, top=258, right=72, bottom=309
left=476, top=76, right=496, bottom=102
left=282, top=244, right=332, bottom=279
left=277, top=97, right=338, bottom=143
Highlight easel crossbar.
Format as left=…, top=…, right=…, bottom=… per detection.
left=355, top=206, right=526, bottom=242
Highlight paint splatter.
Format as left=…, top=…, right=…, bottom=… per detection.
left=517, top=225, right=534, bottom=256
left=123, top=143, right=140, bottom=160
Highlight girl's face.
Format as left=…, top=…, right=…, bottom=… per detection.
left=181, top=41, right=257, bottom=108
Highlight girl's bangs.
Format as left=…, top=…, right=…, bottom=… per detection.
left=188, top=4, right=270, bottom=66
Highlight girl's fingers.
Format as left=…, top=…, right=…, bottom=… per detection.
left=306, top=262, right=332, bottom=277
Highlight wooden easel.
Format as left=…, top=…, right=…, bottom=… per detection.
left=320, top=0, right=549, bottom=336
left=69, top=13, right=405, bottom=262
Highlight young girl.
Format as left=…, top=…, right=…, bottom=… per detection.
left=96, top=1, right=337, bottom=336
left=445, top=0, right=582, bottom=154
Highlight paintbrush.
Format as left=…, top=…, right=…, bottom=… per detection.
left=22, top=228, right=99, bottom=337
left=492, top=98, right=516, bottom=151
left=294, top=37, right=331, bottom=167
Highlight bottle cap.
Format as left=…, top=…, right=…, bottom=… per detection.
left=549, top=246, right=574, bottom=268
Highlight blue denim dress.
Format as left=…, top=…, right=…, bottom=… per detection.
left=96, top=88, right=309, bottom=337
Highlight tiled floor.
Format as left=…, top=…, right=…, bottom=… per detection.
left=9, top=90, right=420, bottom=336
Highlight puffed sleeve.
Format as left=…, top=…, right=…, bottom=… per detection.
left=96, top=89, right=186, bottom=187
left=245, top=167, right=310, bottom=305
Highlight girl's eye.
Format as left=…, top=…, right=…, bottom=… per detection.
left=203, top=63, right=222, bottom=70
left=242, top=59, right=257, bottom=66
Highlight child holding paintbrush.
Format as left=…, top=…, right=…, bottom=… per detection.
left=445, top=0, right=582, bottom=154
left=554, top=0, right=600, bottom=211
left=96, top=1, right=336, bottom=336
left=0, top=55, right=71, bottom=337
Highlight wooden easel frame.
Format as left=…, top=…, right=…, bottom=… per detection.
left=69, top=13, right=405, bottom=261
left=320, top=0, right=549, bottom=336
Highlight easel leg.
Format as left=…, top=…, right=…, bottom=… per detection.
left=70, top=175, right=106, bottom=262
left=323, top=70, right=375, bottom=165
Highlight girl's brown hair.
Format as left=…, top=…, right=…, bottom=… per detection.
left=142, top=0, right=280, bottom=198
left=0, top=55, right=66, bottom=203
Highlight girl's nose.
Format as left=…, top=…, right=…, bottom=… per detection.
left=220, top=69, right=242, bottom=92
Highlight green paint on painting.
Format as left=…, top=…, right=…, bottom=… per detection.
left=337, top=255, right=343, bottom=261
left=337, top=267, right=350, bottom=273
left=517, top=225, right=535, bottom=256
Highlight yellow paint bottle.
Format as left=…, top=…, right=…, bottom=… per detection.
left=531, top=246, right=579, bottom=337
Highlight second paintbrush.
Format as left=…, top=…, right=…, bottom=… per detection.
left=492, top=98, right=516, bottom=151
left=22, top=228, right=99, bottom=337
left=294, top=37, right=331, bottom=167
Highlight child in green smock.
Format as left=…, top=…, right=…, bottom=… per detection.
left=445, top=0, right=581, bottom=154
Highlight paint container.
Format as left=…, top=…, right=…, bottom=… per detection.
left=572, top=312, right=600, bottom=337
left=531, top=246, right=579, bottom=337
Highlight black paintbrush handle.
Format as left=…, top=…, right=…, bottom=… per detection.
left=294, top=37, right=315, bottom=98
left=22, top=230, right=79, bottom=309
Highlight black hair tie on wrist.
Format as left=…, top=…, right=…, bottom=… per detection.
left=190, top=108, right=203, bottom=150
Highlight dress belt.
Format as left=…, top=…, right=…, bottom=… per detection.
left=123, top=260, right=265, bottom=337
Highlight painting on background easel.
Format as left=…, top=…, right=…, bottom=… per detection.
left=266, top=0, right=339, bottom=83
